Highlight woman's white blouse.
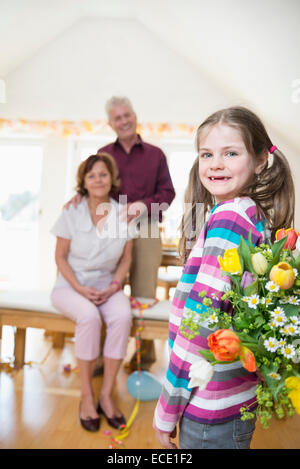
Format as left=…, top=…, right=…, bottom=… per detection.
left=51, top=197, right=132, bottom=288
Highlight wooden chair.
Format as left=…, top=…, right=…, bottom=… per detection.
left=157, top=267, right=181, bottom=299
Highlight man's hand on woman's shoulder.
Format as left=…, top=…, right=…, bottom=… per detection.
left=63, top=193, right=82, bottom=210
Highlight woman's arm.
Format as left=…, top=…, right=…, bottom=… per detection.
left=111, top=239, right=133, bottom=287
left=55, top=237, right=100, bottom=302
left=94, top=240, right=133, bottom=305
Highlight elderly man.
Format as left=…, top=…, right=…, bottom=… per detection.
left=99, top=96, right=175, bottom=300
left=98, top=97, right=175, bottom=369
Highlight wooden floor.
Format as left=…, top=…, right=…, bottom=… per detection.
left=1, top=325, right=300, bottom=449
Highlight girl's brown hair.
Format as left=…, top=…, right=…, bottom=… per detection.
left=75, top=152, right=121, bottom=196
left=178, top=106, right=295, bottom=261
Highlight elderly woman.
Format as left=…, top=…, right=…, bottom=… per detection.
left=50, top=153, right=133, bottom=432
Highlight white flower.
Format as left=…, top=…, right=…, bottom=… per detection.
left=285, top=324, right=299, bottom=336
left=268, top=372, right=281, bottom=380
left=273, top=314, right=287, bottom=327
left=264, top=338, right=279, bottom=352
left=281, top=344, right=296, bottom=359
left=280, top=326, right=290, bottom=336
left=293, top=268, right=298, bottom=278
left=247, top=294, right=260, bottom=309
left=290, top=316, right=300, bottom=326
left=270, top=308, right=287, bottom=326
left=288, top=296, right=300, bottom=306
left=268, top=319, right=277, bottom=329
left=270, top=306, right=285, bottom=317
left=266, top=281, right=280, bottom=293
left=208, top=313, right=218, bottom=325
left=188, top=358, right=214, bottom=390
left=278, top=338, right=286, bottom=347
left=279, top=296, right=289, bottom=304
left=264, top=297, right=273, bottom=306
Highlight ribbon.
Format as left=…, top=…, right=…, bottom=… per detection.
left=104, top=296, right=159, bottom=448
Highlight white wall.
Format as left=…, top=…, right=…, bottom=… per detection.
left=0, top=17, right=229, bottom=122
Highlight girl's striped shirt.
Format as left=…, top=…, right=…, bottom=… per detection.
left=154, top=197, right=269, bottom=432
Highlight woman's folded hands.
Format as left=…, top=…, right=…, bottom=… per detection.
left=77, top=284, right=118, bottom=305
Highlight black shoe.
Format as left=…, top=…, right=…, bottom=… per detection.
left=96, top=401, right=126, bottom=429
left=93, top=364, right=104, bottom=377
left=79, top=402, right=100, bottom=432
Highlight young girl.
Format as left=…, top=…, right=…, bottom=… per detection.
left=153, top=106, right=295, bottom=449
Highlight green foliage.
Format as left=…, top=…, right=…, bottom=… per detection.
left=182, top=233, right=300, bottom=429
left=238, top=235, right=255, bottom=274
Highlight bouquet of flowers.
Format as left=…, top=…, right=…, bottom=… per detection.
left=181, top=228, right=300, bottom=428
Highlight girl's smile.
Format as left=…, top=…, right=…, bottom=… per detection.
left=208, top=176, right=231, bottom=182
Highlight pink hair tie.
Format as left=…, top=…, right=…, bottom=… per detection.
left=269, top=145, right=277, bottom=154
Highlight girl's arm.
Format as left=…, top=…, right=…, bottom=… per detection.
left=55, top=237, right=100, bottom=302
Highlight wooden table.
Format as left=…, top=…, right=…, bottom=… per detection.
left=161, top=248, right=181, bottom=267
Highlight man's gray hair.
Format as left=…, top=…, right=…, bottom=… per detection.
left=105, top=96, right=135, bottom=117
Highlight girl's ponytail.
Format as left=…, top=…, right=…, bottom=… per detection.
left=263, top=147, right=295, bottom=237
left=239, top=144, right=295, bottom=241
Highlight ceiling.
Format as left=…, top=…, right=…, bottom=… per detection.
left=0, top=0, right=299, bottom=150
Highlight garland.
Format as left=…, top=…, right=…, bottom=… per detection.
left=0, top=118, right=196, bottom=138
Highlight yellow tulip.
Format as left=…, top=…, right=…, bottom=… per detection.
left=251, top=252, right=268, bottom=275
left=285, top=376, right=300, bottom=391
left=288, top=390, right=300, bottom=414
left=269, top=262, right=295, bottom=290
left=218, top=248, right=242, bottom=275
left=285, top=377, right=300, bottom=414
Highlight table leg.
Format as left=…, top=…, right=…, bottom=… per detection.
left=52, top=332, right=65, bottom=348
left=14, top=328, right=26, bottom=367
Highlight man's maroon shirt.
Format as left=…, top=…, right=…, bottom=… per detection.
left=98, top=136, right=175, bottom=220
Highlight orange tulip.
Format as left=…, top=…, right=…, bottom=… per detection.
left=275, top=228, right=299, bottom=250
left=239, top=345, right=257, bottom=372
left=207, top=329, right=241, bottom=362
left=269, top=262, right=295, bottom=290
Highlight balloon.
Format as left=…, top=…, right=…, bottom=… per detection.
left=126, top=371, right=162, bottom=401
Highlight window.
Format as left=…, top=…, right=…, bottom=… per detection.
left=66, top=136, right=113, bottom=200
left=0, top=140, right=43, bottom=290
left=160, top=141, right=197, bottom=243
